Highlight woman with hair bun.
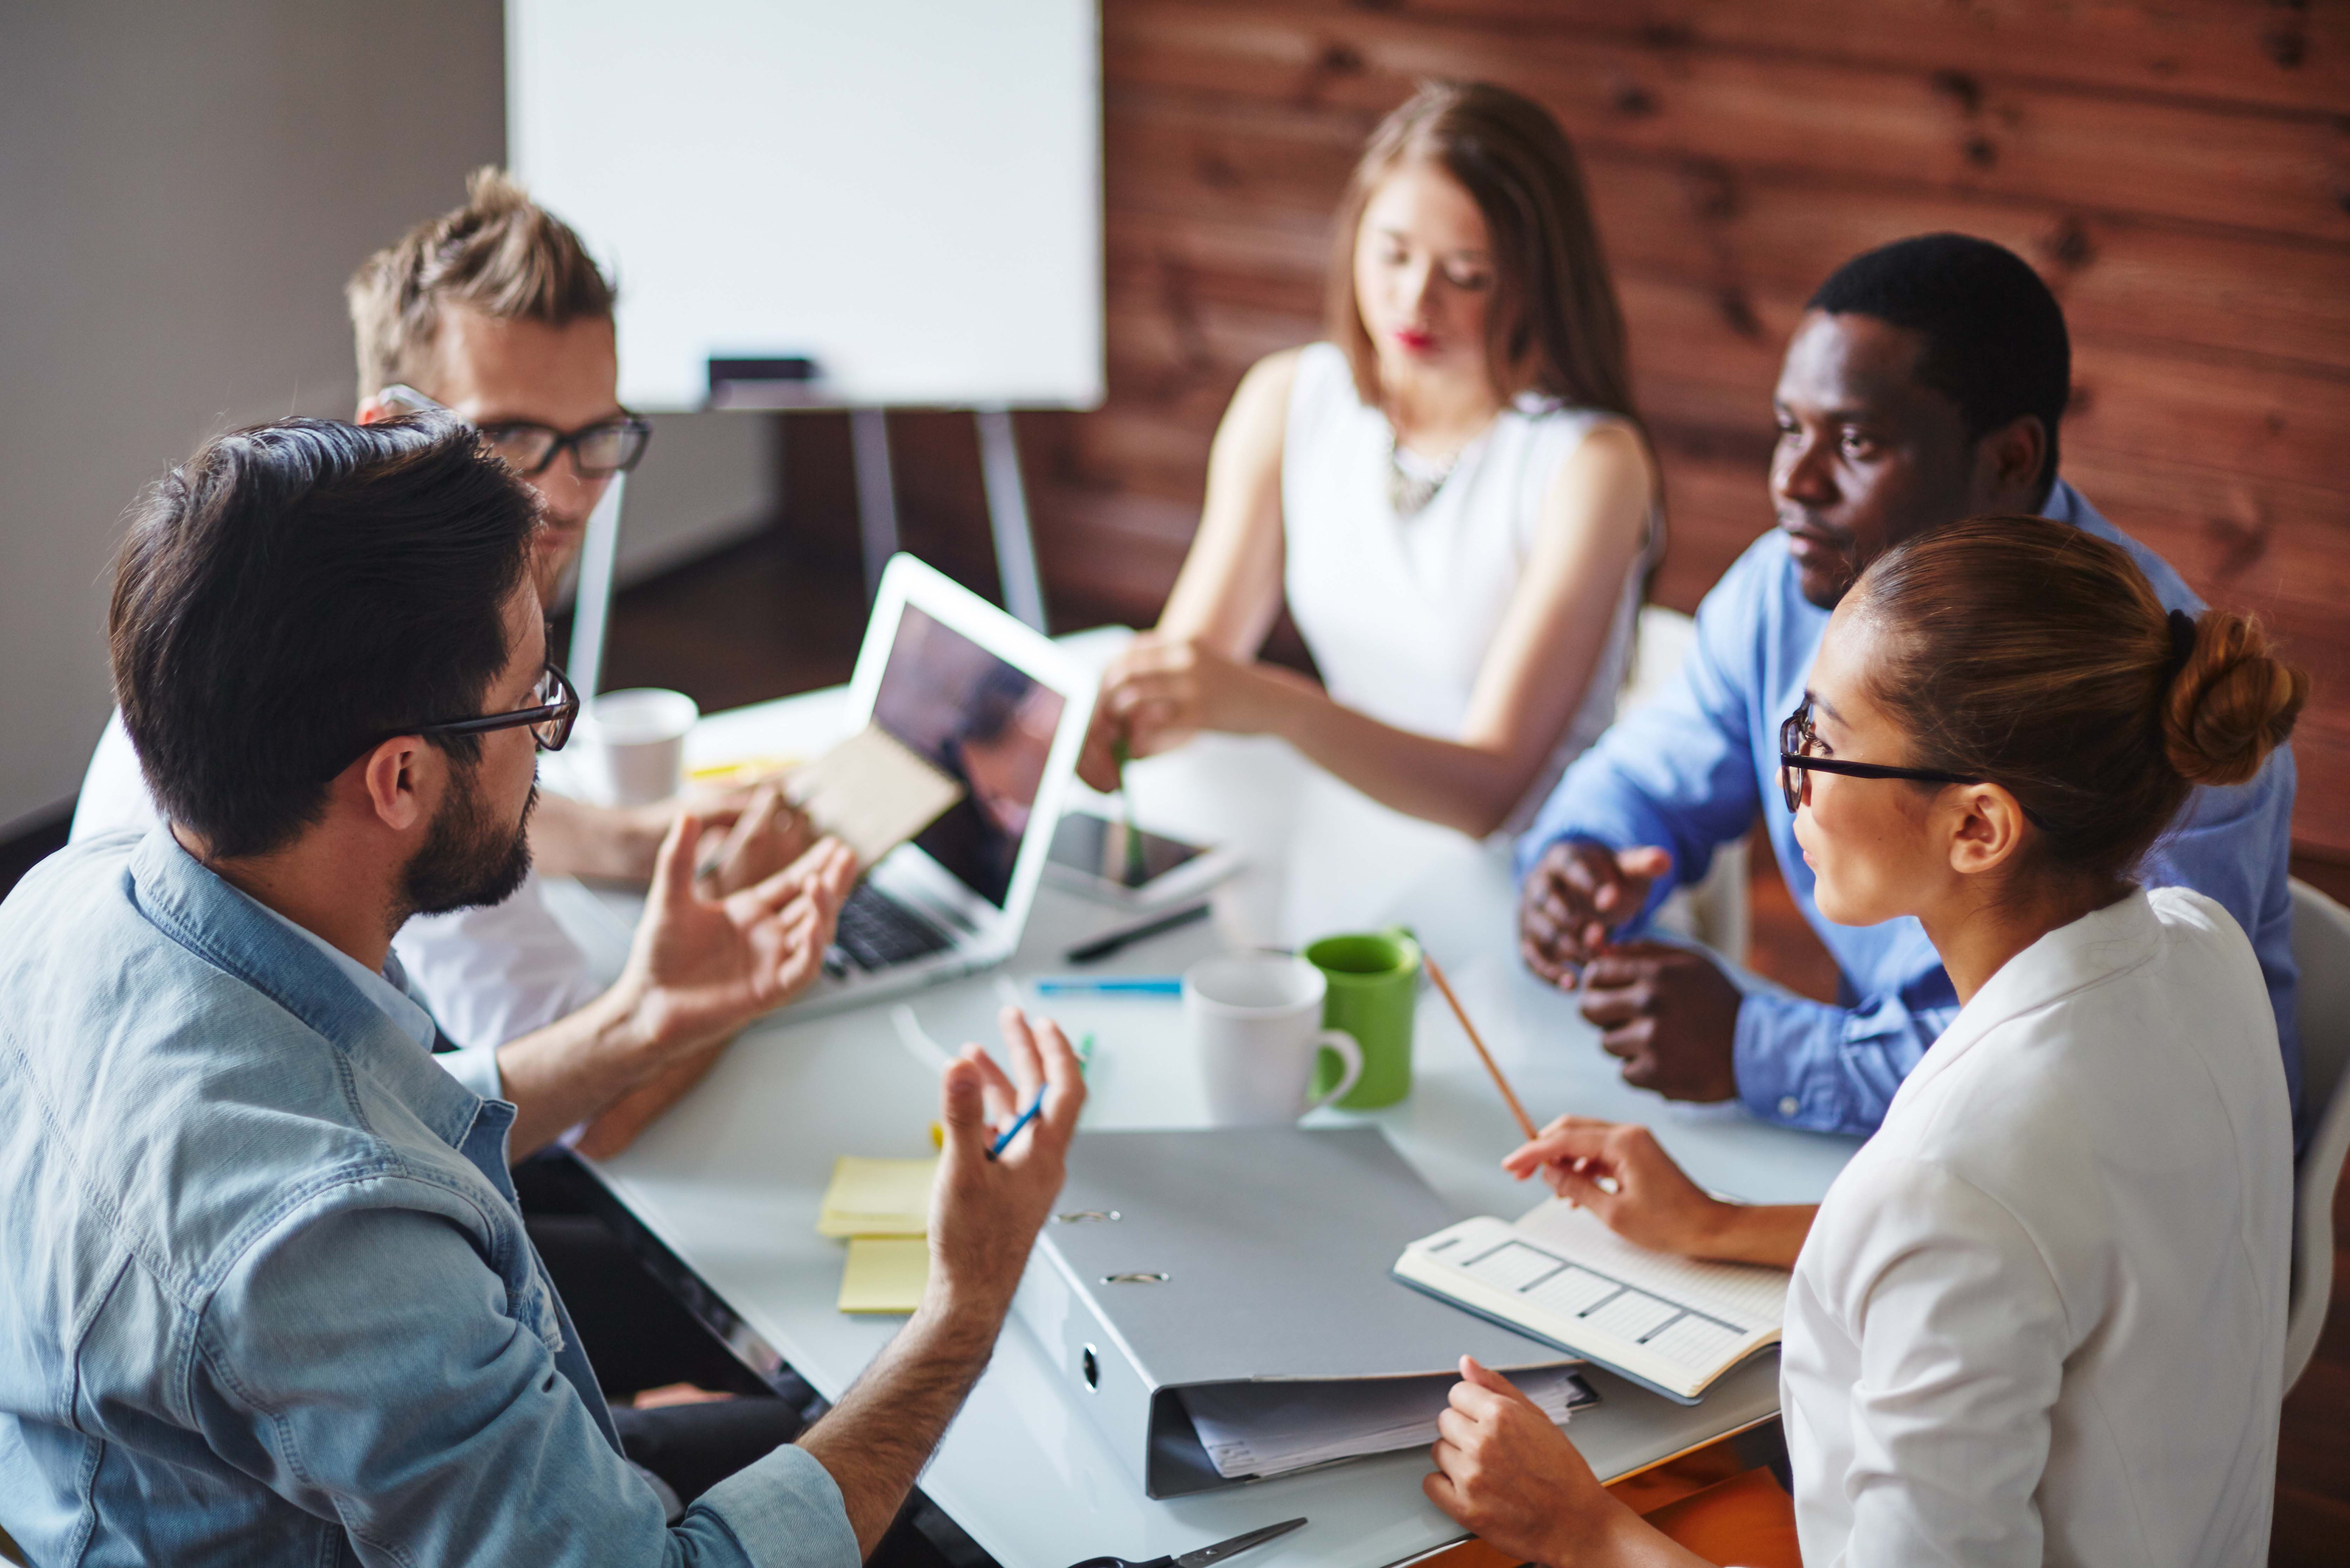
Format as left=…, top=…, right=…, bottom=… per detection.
left=1077, top=80, right=1659, bottom=837
left=1422, top=514, right=2305, bottom=1563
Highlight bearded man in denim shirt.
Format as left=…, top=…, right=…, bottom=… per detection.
left=0, top=416, right=1085, bottom=1564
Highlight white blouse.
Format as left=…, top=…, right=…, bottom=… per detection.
left=1278, top=342, right=1658, bottom=833
left=1782, top=887, right=2293, bottom=1564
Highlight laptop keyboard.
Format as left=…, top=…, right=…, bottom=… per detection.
left=831, top=883, right=956, bottom=973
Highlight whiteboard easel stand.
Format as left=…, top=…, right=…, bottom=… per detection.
left=848, top=404, right=1046, bottom=630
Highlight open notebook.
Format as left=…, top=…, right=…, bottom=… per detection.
left=1394, top=1198, right=1789, bottom=1404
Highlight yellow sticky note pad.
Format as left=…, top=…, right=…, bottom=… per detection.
left=837, top=1236, right=930, bottom=1314
left=816, top=1156, right=936, bottom=1238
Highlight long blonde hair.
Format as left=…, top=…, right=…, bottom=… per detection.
left=1326, top=80, right=1636, bottom=420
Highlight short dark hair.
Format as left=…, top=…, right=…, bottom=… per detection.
left=110, top=416, right=538, bottom=859
left=1808, top=233, right=2070, bottom=500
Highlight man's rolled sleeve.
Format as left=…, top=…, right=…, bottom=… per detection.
left=690, top=1444, right=861, bottom=1568
left=1733, top=990, right=1957, bottom=1136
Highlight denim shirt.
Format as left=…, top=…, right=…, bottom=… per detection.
left=1516, top=481, right=2303, bottom=1140
left=0, top=829, right=858, bottom=1567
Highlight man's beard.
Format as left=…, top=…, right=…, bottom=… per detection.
left=400, top=763, right=535, bottom=920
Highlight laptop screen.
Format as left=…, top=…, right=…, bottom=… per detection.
left=870, top=604, right=1067, bottom=908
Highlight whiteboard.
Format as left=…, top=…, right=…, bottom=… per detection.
left=508, top=0, right=1102, bottom=411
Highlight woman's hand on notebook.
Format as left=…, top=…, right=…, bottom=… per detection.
left=1504, top=1117, right=1814, bottom=1270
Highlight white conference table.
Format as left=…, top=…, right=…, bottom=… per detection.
left=543, top=633, right=1861, bottom=1568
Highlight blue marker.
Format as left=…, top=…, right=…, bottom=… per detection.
left=986, top=1084, right=1048, bottom=1161
left=1032, top=976, right=1182, bottom=997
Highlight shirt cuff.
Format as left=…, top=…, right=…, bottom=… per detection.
left=1731, top=991, right=1843, bottom=1132
left=433, top=1042, right=504, bottom=1102
left=689, top=1441, right=861, bottom=1568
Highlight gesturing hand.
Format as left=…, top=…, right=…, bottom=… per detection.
left=1502, top=1117, right=1730, bottom=1259
left=694, top=780, right=817, bottom=897
left=618, top=816, right=857, bottom=1063
left=926, top=1007, right=1088, bottom=1321
left=1577, top=941, right=1741, bottom=1103
left=1517, top=840, right=1673, bottom=986
left=1425, top=1356, right=1644, bottom=1567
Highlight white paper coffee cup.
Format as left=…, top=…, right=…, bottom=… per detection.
left=575, top=688, right=699, bottom=807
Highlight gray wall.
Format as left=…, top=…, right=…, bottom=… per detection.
left=0, top=1, right=773, bottom=831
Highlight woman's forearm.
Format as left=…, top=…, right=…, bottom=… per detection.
left=1248, top=665, right=1541, bottom=837
left=1690, top=1203, right=1818, bottom=1271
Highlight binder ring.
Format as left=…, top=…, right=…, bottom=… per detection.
left=1101, top=1271, right=1169, bottom=1285
left=1054, top=1209, right=1121, bottom=1223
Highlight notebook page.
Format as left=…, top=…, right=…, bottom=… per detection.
left=1511, top=1198, right=1787, bottom=1327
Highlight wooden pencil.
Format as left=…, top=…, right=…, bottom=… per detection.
left=1422, top=953, right=1540, bottom=1143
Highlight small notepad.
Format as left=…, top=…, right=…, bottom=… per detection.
left=837, top=1237, right=931, bottom=1314
left=1394, top=1198, right=1789, bottom=1404
left=787, top=724, right=964, bottom=868
left=817, top=1156, right=937, bottom=1238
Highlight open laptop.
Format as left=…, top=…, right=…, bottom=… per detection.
left=786, top=552, right=1095, bottom=1018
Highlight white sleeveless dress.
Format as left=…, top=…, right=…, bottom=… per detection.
left=1280, top=342, right=1659, bottom=833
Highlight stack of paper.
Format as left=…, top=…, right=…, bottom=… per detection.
left=1178, top=1366, right=1596, bottom=1481
left=820, top=1156, right=937, bottom=1314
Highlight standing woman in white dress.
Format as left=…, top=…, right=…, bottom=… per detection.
left=1079, top=80, right=1661, bottom=837
left=1420, top=515, right=2306, bottom=1564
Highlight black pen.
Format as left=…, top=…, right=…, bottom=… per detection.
left=1063, top=901, right=1211, bottom=965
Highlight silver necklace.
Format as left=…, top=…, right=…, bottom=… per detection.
left=1386, top=433, right=1460, bottom=516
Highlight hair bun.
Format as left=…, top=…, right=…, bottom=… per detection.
left=2161, top=610, right=2307, bottom=787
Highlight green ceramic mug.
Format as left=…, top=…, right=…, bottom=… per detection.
left=1303, top=928, right=1422, bottom=1109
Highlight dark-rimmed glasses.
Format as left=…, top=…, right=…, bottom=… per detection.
left=1778, top=696, right=2050, bottom=829
left=473, top=415, right=652, bottom=479
left=348, top=662, right=579, bottom=772
left=375, top=383, right=652, bottom=479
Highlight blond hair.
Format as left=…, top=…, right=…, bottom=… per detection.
left=345, top=167, right=615, bottom=403
left=1327, top=81, right=1636, bottom=420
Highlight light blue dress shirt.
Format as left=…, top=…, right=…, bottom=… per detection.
left=0, top=827, right=860, bottom=1567
left=1516, top=481, right=2303, bottom=1139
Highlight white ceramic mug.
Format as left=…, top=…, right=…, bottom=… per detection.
left=575, top=688, right=699, bottom=807
left=1184, top=952, right=1365, bottom=1126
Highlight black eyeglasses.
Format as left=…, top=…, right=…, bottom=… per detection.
left=1778, top=696, right=2050, bottom=829
left=374, top=383, right=652, bottom=479
left=474, top=415, right=653, bottom=479
left=413, top=662, right=580, bottom=750
left=343, top=662, right=580, bottom=775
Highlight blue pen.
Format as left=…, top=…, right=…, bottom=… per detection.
left=1032, top=976, right=1182, bottom=997
left=986, top=1084, right=1048, bottom=1161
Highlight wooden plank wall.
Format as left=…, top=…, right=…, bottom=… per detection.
left=812, top=1, right=2350, bottom=859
